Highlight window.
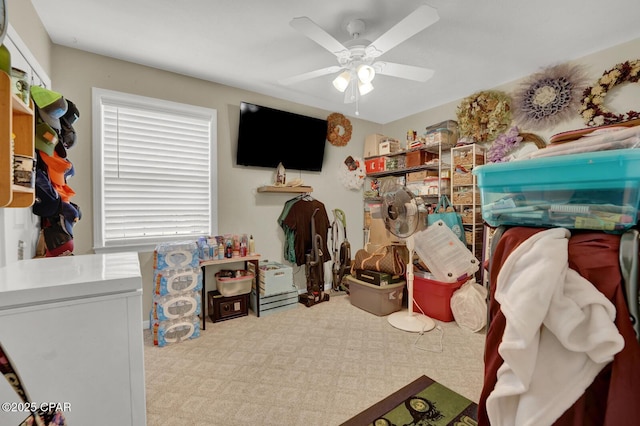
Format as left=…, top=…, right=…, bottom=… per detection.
left=92, top=88, right=217, bottom=252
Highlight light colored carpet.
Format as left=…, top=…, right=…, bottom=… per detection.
left=143, top=293, right=486, bottom=426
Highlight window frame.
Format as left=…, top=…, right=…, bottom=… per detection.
left=92, top=88, right=217, bottom=253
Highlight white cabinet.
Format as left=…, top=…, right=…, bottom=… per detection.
left=0, top=253, right=146, bottom=425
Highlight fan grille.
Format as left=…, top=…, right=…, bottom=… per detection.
left=382, top=186, right=422, bottom=238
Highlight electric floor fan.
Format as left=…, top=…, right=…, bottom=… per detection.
left=381, top=184, right=436, bottom=333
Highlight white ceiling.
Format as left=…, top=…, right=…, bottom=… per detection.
left=30, top=0, right=640, bottom=124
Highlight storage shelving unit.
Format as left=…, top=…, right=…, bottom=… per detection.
left=450, top=144, right=485, bottom=259
left=363, top=143, right=446, bottom=245
left=0, top=71, right=35, bottom=208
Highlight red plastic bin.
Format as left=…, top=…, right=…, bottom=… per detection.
left=412, top=274, right=464, bottom=322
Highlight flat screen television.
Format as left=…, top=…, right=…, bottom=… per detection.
left=236, top=101, right=328, bottom=172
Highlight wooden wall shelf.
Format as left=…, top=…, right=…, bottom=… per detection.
left=0, top=71, right=35, bottom=208
left=257, top=185, right=313, bottom=193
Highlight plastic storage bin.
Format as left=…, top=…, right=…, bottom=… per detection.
left=414, top=220, right=479, bottom=282
left=424, top=120, right=459, bottom=150
left=413, top=273, right=464, bottom=322
left=215, top=270, right=254, bottom=297
left=248, top=260, right=295, bottom=296
left=473, top=149, right=640, bottom=231
left=346, top=275, right=405, bottom=316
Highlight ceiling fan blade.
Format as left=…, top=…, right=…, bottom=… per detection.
left=278, top=65, right=342, bottom=86
left=366, top=5, right=440, bottom=57
left=374, top=62, right=435, bottom=82
left=290, top=17, right=349, bottom=56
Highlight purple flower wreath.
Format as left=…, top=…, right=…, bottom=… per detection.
left=487, top=126, right=523, bottom=163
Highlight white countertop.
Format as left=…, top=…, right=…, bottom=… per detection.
left=0, top=252, right=142, bottom=309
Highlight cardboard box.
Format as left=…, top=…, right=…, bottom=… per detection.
left=365, top=157, right=386, bottom=174
left=364, top=134, right=386, bottom=157
left=405, top=150, right=436, bottom=168
left=379, top=139, right=401, bottom=155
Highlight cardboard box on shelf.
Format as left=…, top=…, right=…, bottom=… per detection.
left=364, top=134, right=386, bottom=157
left=365, top=157, right=387, bottom=174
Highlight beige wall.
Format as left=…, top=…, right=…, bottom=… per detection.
left=48, top=46, right=381, bottom=318
left=384, top=37, right=640, bottom=144
left=7, top=0, right=52, bottom=74
left=5, top=1, right=640, bottom=320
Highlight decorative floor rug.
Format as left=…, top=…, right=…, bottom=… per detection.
left=340, top=375, right=478, bottom=426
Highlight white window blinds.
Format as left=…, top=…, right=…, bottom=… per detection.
left=93, top=88, right=216, bottom=251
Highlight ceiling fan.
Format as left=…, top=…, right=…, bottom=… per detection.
left=279, top=5, right=440, bottom=104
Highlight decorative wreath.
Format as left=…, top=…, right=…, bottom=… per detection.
left=512, top=64, right=588, bottom=131
left=338, top=155, right=365, bottom=190
left=456, top=90, right=512, bottom=143
left=579, top=59, right=640, bottom=126
left=327, top=112, right=352, bottom=146
left=487, top=127, right=546, bottom=163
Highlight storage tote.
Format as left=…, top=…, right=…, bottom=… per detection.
left=215, top=270, right=254, bottom=297
left=345, top=275, right=405, bottom=316
left=473, top=148, right=640, bottom=231
left=413, top=273, right=464, bottom=322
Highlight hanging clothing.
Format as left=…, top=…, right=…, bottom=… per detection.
left=485, top=227, right=623, bottom=426
left=277, top=197, right=300, bottom=264
left=280, top=197, right=331, bottom=266
left=479, top=227, right=640, bottom=426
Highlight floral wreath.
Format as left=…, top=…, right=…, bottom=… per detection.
left=456, top=90, right=512, bottom=143
left=327, top=112, right=352, bottom=146
left=579, top=59, right=640, bottom=126
left=487, top=127, right=546, bottom=163
left=512, top=64, right=588, bottom=131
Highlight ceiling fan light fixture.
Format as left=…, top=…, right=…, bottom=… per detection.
left=332, top=71, right=351, bottom=92
left=358, top=80, right=374, bottom=96
left=357, top=64, right=376, bottom=84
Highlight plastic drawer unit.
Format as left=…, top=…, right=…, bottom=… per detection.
left=473, top=149, right=640, bottom=231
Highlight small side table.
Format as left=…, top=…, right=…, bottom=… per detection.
left=199, top=254, right=261, bottom=329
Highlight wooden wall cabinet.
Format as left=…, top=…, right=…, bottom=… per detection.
left=0, top=71, right=35, bottom=208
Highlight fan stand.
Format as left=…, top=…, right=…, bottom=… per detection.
left=387, top=235, right=436, bottom=333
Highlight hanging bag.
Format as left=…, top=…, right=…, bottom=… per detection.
left=427, top=195, right=466, bottom=244
left=0, top=342, right=68, bottom=425
left=351, top=245, right=406, bottom=276
left=450, top=280, right=488, bottom=332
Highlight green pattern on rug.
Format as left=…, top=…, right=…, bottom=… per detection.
left=371, top=381, right=478, bottom=426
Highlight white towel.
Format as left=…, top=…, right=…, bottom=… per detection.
left=486, top=228, right=624, bottom=426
